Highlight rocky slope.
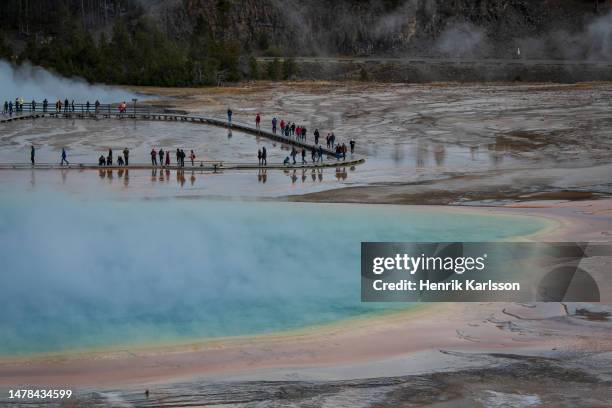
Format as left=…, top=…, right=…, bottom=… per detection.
left=3, top=0, right=610, bottom=59
left=170, top=0, right=610, bottom=59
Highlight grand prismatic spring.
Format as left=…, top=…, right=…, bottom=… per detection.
left=1, top=21, right=612, bottom=404
left=0, top=190, right=549, bottom=356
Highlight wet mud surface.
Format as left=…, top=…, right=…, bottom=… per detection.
left=18, top=353, right=612, bottom=407
left=139, top=81, right=612, bottom=204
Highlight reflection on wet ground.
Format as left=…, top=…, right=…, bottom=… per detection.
left=2, top=166, right=357, bottom=199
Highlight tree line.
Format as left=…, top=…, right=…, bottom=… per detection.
left=0, top=2, right=298, bottom=86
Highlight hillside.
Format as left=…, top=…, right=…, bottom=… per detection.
left=0, top=0, right=610, bottom=85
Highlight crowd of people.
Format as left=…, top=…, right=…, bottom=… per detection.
left=98, top=148, right=129, bottom=166
left=53, top=99, right=104, bottom=114
left=149, top=148, right=196, bottom=167
left=255, top=112, right=356, bottom=165
left=1, top=98, right=134, bottom=116
left=2, top=97, right=25, bottom=116
left=95, top=147, right=198, bottom=168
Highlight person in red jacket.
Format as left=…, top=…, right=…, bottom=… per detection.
left=255, top=113, right=261, bottom=129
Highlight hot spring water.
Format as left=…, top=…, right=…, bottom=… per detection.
left=0, top=192, right=548, bottom=356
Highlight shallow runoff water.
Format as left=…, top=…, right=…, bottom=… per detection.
left=0, top=186, right=548, bottom=357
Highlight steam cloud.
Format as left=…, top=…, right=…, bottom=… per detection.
left=435, top=22, right=490, bottom=58
left=435, top=10, right=612, bottom=61
left=0, top=59, right=141, bottom=104
left=518, top=10, right=612, bottom=61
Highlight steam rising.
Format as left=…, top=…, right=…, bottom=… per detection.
left=435, top=22, right=489, bottom=58
left=518, top=11, right=612, bottom=61
left=0, top=59, right=140, bottom=103
left=274, top=0, right=612, bottom=61
left=0, top=192, right=545, bottom=355
left=435, top=11, right=612, bottom=61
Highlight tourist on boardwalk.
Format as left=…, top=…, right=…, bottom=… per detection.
left=165, top=150, right=170, bottom=166
left=43, top=98, right=48, bottom=113
left=341, top=143, right=347, bottom=160
left=15, top=98, right=19, bottom=113
left=311, top=148, right=316, bottom=163
left=280, top=119, right=285, bottom=132
left=326, top=133, right=330, bottom=148
left=117, top=156, right=124, bottom=166
left=291, top=123, right=296, bottom=136
left=56, top=100, right=61, bottom=113
left=98, top=155, right=106, bottom=166
left=283, top=156, right=290, bottom=165
left=350, top=139, right=355, bottom=154
left=336, top=145, right=344, bottom=160
left=262, top=146, right=267, bottom=165
left=95, top=100, right=100, bottom=114
left=71, top=100, right=75, bottom=112
left=255, top=113, right=261, bottom=129
left=296, top=126, right=301, bottom=139
left=314, top=129, right=320, bottom=145
left=301, top=127, right=307, bottom=141
left=180, top=149, right=186, bottom=167
left=318, top=145, right=324, bottom=162
left=123, top=147, right=129, bottom=166
left=31, top=100, right=36, bottom=112
left=189, top=150, right=196, bottom=166
left=151, top=148, right=158, bottom=166
left=64, top=98, right=69, bottom=113
left=175, top=148, right=180, bottom=166
left=159, top=148, right=165, bottom=167
left=285, top=126, right=290, bottom=137
left=107, top=148, right=113, bottom=166
left=227, top=108, right=233, bottom=126
left=291, top=147, right=297, bottom=164
left=272, top=117, right=277, bottom=134
left=7, top=101, right=12, bottom=116
left=86, top=101, right=90, bottom=113
left=330, top=132, right=336, bottom=147
left=301, top=148, right=307, bottom=164
left=30, top=145, right=35, bottom=165
left=257, top=149, right=262, bottom=165
left=60, top=148, right=69, bottom=165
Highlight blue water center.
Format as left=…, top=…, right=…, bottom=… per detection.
left=0, top=194, right=547, bottom=356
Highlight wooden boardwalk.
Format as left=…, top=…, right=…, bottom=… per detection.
left=0, top=111, right=356, bottom=157
left=0, top=110, right=364, bottom=170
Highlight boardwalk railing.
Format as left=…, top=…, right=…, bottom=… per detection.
left=9, top=102, right=151, bottom=118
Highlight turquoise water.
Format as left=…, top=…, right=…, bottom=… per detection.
left=0, top=194, right=547, bottom=356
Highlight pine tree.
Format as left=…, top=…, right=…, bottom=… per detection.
left=248, top=56, right=259, bottom=80
left=282, top=57, right=297, bottom=80
left=267, top=57, right=281, bottom=80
